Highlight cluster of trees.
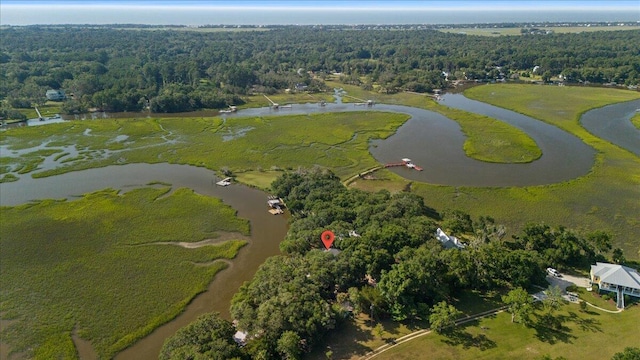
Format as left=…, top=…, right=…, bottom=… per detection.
left=0, top=105, right=27, bottom=121
left=161, top=169, right=618, bottom=358
left=2, top=27, right=639, bottom=115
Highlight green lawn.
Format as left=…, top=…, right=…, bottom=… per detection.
left=376, top=303, right=640, bottom=360
left=240, top=92, right=336, bottom=109
left=14, top=101, right=63, bottom=119
left=0, top=187, right=249, bottom=359
left=307, top=289, right=506, bottom=360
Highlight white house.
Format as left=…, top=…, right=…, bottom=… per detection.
left=46, top=89, right=66, bottom=101
left=590, top=262, right=640, bottom=309
left=436, top=228, right=466, bottom=250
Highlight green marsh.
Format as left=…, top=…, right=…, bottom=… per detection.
left=0, top=187, right=248, bottom=358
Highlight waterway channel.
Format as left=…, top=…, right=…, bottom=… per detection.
left=0, top=164, right=289, bottom=360
left=1, top=92, right=638, bottom=359
left=226, top=93, right=600, bottom=186
left=580, top=99, right=640, bottom=156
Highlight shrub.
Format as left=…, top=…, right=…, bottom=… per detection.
left=579, top=300, right=588, bottom=312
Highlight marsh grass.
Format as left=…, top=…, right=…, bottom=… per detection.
left=632, top=112, right=640, bottom=130
left=443, top=107, right=541, bottom=163
left=4, top=85, right=638, bottom=255
left=1, top=111, right=409, bottom=181
left=234, top=170, right=283, bottom=190
left=0, top=173, right=18, bottom=183
left=0, top=187, right=249, bottom=358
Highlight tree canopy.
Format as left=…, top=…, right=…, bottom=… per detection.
left=159, top=312, right=243, bottom=360
left=2, top=26, right=638, bottom=113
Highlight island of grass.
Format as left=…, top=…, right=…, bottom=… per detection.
left=631, top=112, right=640, bottom=130
left=0, top=186, right=249, bottom=358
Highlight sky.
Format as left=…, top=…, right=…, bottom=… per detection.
left=1, top=1, right=639, bottom=25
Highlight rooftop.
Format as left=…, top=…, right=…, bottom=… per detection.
left=591, top=262, right=640, bottom=289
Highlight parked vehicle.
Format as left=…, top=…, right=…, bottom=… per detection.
left=547, top=267, right=561, bottom=277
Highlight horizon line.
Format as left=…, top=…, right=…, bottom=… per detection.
left=2, top=1, right=639, bottom=12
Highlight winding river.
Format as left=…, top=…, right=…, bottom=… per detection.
left=580, top=99, right=640, bottom=156
left=1, top=92, right=638, bottom=359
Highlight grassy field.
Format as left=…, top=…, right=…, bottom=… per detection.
left=0, top=187, right=249, bottom=358
left=14, top=101, right=63, bottom=119
left=375, top=303, right=640, bottom=360
left=307, top=289, right=507, bottom=360
left=439, top=26, right=640, bottom=36
left=240, top=92, right=336, bottom=109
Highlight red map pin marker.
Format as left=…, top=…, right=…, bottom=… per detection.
left=321, top=230, right=335, bottom=250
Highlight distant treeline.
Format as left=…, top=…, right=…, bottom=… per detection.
left=1, top=26, right=638, bottom=114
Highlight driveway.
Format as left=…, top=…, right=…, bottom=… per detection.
left=533, top=272, right=591, bottom=302
left=546, top=272, right=591, bottom=291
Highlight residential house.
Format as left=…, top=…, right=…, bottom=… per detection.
left=46, top=89, right=66, bottom=101
left=590, top=262, right=640, bottom=309
left=436, top=228, right=466, bottom=250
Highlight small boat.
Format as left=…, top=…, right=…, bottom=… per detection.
left=402, top=158, right=423, bottom=171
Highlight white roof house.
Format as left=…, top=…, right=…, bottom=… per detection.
left=590, top=262, right=640, bottom=308
left=436, top=228, right=466, bottom=250
left=46, top=89, right=66, bottom=101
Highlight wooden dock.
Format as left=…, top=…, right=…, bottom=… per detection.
left=384, top=158, right=423, bottom=171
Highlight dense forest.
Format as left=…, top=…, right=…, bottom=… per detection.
left=1, top=26, right=639, bottom=114
left=160, top=169, right=618, bottom=359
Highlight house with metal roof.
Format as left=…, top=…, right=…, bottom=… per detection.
left=436, top=228, right=466, bottom=250
left=46, top=89, right=66, bottom=101
left=590, top=262, right=640, bottom=309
